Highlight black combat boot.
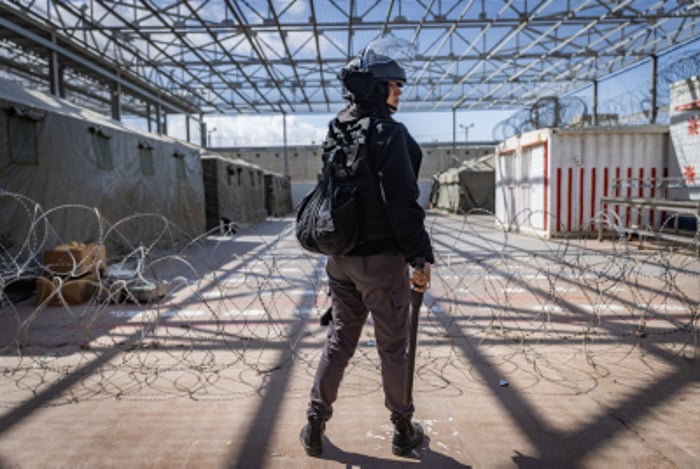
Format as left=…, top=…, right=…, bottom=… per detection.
left=299, top=417, right=325, bottom=457
left=391, top=418, right=424, bottom=456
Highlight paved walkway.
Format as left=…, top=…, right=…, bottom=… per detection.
left=0, top=213, right=698, bottom=468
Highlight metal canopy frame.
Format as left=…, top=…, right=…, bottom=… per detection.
left=0, top=0, right=699, bottom=120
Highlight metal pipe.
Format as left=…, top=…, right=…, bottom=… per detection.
left=650, top=54, right=658, bottom=124
left=283, top=112, right=289, bottom=176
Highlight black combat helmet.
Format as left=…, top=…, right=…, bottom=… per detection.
left=339, top=37, right=415, bottom=106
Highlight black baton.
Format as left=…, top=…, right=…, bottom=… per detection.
left=404, top=257, right=425, bottom=406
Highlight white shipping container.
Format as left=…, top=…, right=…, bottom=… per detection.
left=495, top=126, right=679, bottom=238
left=669, top=75, right=700, bottom=200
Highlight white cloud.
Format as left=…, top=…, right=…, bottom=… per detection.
left=204, top=114, right=328, bottom=147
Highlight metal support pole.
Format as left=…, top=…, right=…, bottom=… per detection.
left=452, top=108, right=456, bottom=164
left=111, top=81, right=122, bottom=122
left=283, top=112, right=289, bottom=177
left=156, top=102, right=162, bottom=134
left=200, top=117, right=207, bottom=148
left=592, top=79, right=598, bottom=126
left=49, top=34, right=61, bottom=97
left=650, top=54, right=658, bottom=124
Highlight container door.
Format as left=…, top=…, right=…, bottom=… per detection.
left=496, top=153, right=517, bottom=228
left=527, top=144, right=546, bottom=230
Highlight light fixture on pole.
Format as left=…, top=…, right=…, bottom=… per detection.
left=459, top=123, right=474, bottom=142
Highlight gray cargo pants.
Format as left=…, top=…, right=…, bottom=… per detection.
left=307, top=252, right=414, bottom=423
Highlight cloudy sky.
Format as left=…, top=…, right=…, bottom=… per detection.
left=156, top=107, right=513, bottom=148
left=202, top=114, right=330, bottom=147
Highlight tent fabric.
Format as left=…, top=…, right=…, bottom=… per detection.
left=0, top=78, right=205, bottom=257
left=201, top=153, right=289, bottom=229
left=264, top=173, right=293, bottom=217
left=430, top=153, right=495, bottom=213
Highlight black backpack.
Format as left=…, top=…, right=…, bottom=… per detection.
left=296, top=117, right=373, bottom=255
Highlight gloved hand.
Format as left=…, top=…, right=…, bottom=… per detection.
left=410, top=262, right=431, bottom=293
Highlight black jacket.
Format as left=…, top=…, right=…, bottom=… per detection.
left=334, top=113, right=434, bottom=265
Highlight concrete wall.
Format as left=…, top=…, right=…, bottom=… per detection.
left=216, top=142, right=496, bottom=184
left=217, top=143, right=494, bottom=210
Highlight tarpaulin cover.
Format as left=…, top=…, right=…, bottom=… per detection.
left=200, top=152, right=269, bottom=229
left=430, top=153, right=495, bottom=213
left=0, top=78, right=205, bottom=257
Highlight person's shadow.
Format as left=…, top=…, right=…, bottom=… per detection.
left=319, top=435, right=471, bottom=468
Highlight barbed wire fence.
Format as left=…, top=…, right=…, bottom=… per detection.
left=0, top=191, right=698, bottom=409
left=493, top=49, right=700, bottom=141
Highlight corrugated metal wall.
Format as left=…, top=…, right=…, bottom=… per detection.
left=669, top=75, right=700, bottom=201
left=496, top=127, right=675, bottom=238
